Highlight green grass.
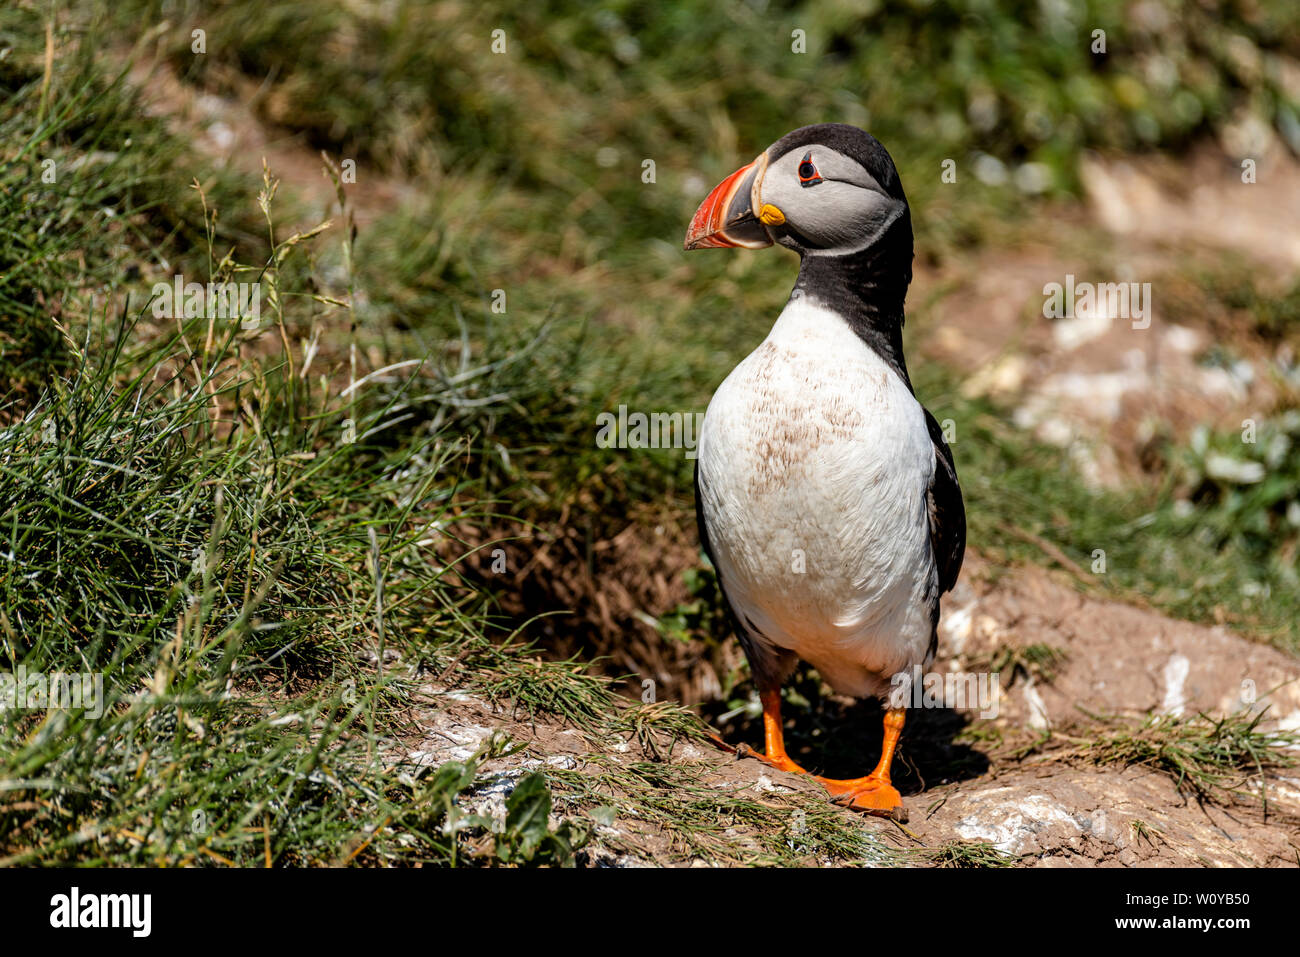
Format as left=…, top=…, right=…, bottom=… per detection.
left=965, top=642, right=1071, bottom=686
left=1070, top=709, right=1300, bottom=811
left=0, top=20, right=592, bottom=860
left=1130, top=819, right=1167, bottom=849
left=3, top=0, right=1299, bottom=867
left=0, top=310, right=551, bottom=864
left=0, top=249, right=576, bottom=865
left=105, top=0, right=1300, bottom=205
left=919, top=840, right=1018, bottom=868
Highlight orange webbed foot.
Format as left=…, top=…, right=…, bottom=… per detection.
left=729, top=691, right=909, bottom=820
left=735, top=742, right=808, bottom=776
left=819, top=775, right=907, bottom=821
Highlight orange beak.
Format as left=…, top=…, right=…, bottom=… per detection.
left=683, top=154, right=774, bottom=250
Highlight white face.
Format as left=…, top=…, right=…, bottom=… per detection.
left=756, top=144, right=906, bottom=255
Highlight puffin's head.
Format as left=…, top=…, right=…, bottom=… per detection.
left=683, top=123, right=909, bottom=259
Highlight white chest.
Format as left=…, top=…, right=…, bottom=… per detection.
left=697, top=294, right=937, bottom=694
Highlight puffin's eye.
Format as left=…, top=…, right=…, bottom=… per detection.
left=798, top=152, right=822, bottom=187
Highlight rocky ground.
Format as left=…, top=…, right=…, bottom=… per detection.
left=397, top=551, right=1300, bottom=866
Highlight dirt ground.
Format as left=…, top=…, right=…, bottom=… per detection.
left=125, top=57, right=1300, bottom=867
left=400, top=551, right=1300, bottom=867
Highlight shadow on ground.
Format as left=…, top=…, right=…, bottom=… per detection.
left=700, top=669, right=991, bottom=795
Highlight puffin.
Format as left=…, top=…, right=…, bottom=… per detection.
left=684, top=124, right=965, bottom=819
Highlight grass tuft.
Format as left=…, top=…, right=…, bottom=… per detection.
left=1070, top=709, right=1299, bottom=811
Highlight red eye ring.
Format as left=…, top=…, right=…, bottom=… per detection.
left=798, top=151, right=822, bottom=187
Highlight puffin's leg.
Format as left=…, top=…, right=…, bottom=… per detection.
left=738, top=687, right=808, bottom=775
left=815, top=707, right=906, bottom=819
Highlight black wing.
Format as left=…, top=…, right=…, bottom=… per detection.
left=923, top=407, right=965, bottom=595
left=693, top=459, right=719, bottom=573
